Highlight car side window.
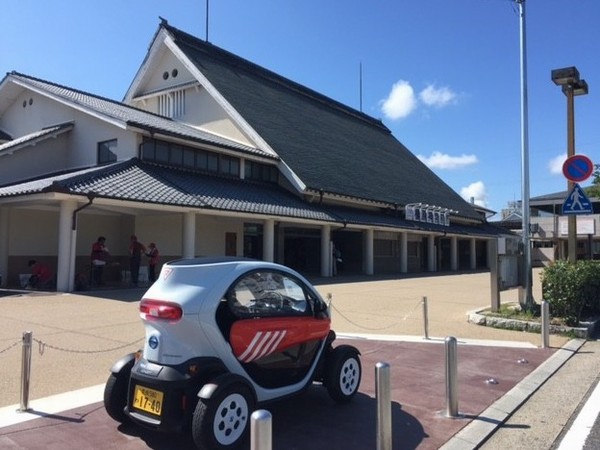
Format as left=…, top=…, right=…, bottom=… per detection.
left=228, top=271, right=310, bottom=317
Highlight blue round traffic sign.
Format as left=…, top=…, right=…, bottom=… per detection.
left=562, top=154, right=594, bottom=182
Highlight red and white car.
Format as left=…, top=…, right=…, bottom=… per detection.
left=104, top=257, right=361, bottom=449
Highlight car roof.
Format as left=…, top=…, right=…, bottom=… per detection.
left=166, top=256, right=259, bottom=266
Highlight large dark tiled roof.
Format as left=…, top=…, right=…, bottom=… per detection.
left=162, top=22, right=481, bottom=221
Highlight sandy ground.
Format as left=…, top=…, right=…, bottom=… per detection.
left=0, top=268, right=565, bottom=408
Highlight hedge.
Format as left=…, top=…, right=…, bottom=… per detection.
left=541, top=260, right=600, bottom=326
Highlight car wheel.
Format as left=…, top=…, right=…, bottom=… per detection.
left=324, top=345, right=361, bottom=403
left=103, top=371, right=130, bottom=423
left=192, top=382, right=254, bottom=449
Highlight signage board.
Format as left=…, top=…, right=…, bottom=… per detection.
left=562, top=183, right=593, bottom=215
left=562, top=154, right=594, bottom=183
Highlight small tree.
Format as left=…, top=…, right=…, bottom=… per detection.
left=585, top=163, right=600, bottom=198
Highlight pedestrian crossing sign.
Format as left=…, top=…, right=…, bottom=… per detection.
left=562, top=183, right=593, bottom=215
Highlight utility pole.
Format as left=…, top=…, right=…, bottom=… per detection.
left=516, top=0, right=534, bottom=311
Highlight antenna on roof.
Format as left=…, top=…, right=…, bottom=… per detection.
left=359, top=62, right=363, bottom=112
left=205, top=0, right=210, bottom=42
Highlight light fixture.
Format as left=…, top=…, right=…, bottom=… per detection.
left=551, top=66, right=580, bottom=86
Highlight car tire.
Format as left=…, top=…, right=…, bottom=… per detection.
left=192, top=381, right=254, bottom=449
left=324, top=345, right=361, bottom=403
left=103, top=371, right=130, bottom=423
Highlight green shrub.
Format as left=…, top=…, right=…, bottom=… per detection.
left=541, top=260, right=600, bottom=326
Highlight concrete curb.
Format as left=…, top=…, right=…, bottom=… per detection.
left=439, top=338, right=585, bottom=450
left=467, top=307, right=592, bottom=339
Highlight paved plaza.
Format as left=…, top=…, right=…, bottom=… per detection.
left=0, top=268, right=596, bottom=449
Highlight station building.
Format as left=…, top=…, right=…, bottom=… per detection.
left=0, top=19, right=504, bottom=291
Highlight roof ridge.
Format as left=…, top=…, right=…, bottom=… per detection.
left=160, top=22, right=390, bottom=132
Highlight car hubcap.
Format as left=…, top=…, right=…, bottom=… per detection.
left=213, top=393, right=248, bottom=445
left=339, top=357, right=360, bottom=395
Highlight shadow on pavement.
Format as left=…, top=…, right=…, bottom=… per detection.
left=116, top=388, right=425, bottom=450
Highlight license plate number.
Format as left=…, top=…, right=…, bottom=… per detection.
left=133, top=385, right=163, bottom=416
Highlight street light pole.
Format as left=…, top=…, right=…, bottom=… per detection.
left=566, top=85, right=577, bottom=263
left=516, top=0, right=534, bottom=310
left=551, top=66, right=589, bottom=263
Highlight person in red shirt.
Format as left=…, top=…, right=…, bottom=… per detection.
left=91, top=236, right=110, bottom=286
left=27, top=260, right=53, bottom=289
left=129, top=235, right=146, bottom=287
left=145, top=242, right=160, bottom=283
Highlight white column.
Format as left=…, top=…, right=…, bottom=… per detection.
left=470, top=238, right=477, bottom=270
left=365, top=228, right=374, bottom=275
left=0, top=207, right=8, bottom=287
left=451, top=236, right=458, bottom=271
left=320, top=225, right=331, bottom=277
left=182, top=211, right=196, bottom=258
left=427, top=235, right=436, bottom=272
left=263, top=219, right=275, bottom=262
left=400, top=232, right=408, bottom=273
left=57, top=200, right=77, bottom=292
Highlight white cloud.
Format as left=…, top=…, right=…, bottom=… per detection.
left=417, top=151, right=478, bottom=169
left=460, top=181, right=488, bottom=207
left=419, top=84, right=457, bottom=108
left=380, top=80, right=417, bottom=120
left=549, top=153, right=566, bottom=175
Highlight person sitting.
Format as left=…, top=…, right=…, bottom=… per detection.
left=26, top=260, right=53, bottom=289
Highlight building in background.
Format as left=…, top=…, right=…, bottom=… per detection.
left=0, top=19, right=504, bottom=291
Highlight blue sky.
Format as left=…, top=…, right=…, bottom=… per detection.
left=2, top=0, right=599, bottom=218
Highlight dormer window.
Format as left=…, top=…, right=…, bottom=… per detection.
left=158, top=89, right=185, bottom=118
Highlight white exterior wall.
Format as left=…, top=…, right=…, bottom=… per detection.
left=8, top=209, right=59, bottom=255
left=135, top=214, right=184, bottom=256
left=196, top=216, right=244, bottom=257
left=141, top=48, right=195, bottom=93
left=0, top=134, right=70, bottom=185
left=0, top=88, right=139, bottom=183
left=130, top=48, right=254, bottom=147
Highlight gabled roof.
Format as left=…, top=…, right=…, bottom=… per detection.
left=0, top=158, right=501, bottom=236
left=159, top=22, right=481, bottom=221
left=2, top=72, right=274, bottom=160
left=0, top=122, right=73, bottom=156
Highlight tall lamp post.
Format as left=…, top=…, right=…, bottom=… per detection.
left=551, top=66, right=589, bottom=263
left=516, top=0, right=534, bottom=310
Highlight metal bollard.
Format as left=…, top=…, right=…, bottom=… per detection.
left=541, top=300, right=550, bottom=348
left=376, top=362, right=392, bottom=450
left=251, top=409, right=272, bottom=450
left=445, top=336, right=459, bottom=418
left=422, top=296, right=429, bottom=340
left=19, top=331, right=33, bottom=412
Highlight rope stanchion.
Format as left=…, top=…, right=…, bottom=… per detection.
left=330, top=298, right=424, bottom=332
left=32, top=336, right=144, bottom=355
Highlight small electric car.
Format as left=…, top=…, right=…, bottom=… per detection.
left=104, top=257, right=361, bottom=449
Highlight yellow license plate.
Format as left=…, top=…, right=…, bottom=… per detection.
left=133, top=385, right=164, bottom=416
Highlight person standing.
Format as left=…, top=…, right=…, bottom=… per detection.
left=129, top=235, right=146, bottom=287
left=146, top=242, right=160, bottom=283
left=90, top=236, right=109, bottom=286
